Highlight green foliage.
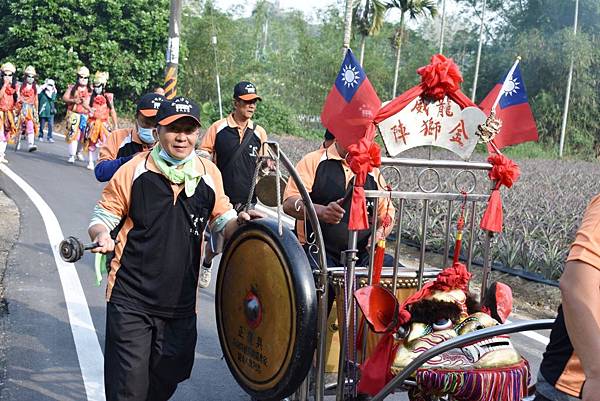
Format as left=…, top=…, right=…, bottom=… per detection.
left=0, top=0, right=169, bottom=114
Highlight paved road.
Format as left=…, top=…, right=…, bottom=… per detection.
left=0, top=136, right=553, bottom=401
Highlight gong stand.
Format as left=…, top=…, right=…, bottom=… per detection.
left=258, top=142, right=330, bottom=401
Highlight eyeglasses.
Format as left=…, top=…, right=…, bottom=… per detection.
left=26, top=75, right=34, bottom=79
left=77, top=75, right=89, bottom=80
left=4, top=73, right=13, bottom=77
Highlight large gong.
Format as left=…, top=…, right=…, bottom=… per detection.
left=215, top=218, right=317, bottom=400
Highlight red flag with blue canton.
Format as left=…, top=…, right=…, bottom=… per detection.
left=479, top=63, right=538, bottom=149
left=321, top=49, right=381, bottom=149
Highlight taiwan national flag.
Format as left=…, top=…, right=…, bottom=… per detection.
left=321, top=49, right=381, bottom=148
left=479, top=63, right=538, bottom=150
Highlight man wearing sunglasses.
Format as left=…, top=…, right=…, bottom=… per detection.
left=63, top=66, right=93, bottom=164
left=197, top=81, right=268, bottom=287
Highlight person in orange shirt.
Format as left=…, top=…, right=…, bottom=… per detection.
left=0, top=62, right=18, bottom=163
left=535, top=195, right=600, bottom=401
left=16, top=65, right=39, bottom=152
left=88, top=96, right=262, bottom=401
left=83, top=71, right=118, bottom=170
left=283, top=140, right=395, bottom=268
left=63, top=66, right=93, bottom=164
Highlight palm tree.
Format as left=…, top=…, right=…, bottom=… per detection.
left=342, top=0, right=355, bottom=58
left=354, top=0, right=388, bottom=65
left=388, top=0, right=438, bottom=98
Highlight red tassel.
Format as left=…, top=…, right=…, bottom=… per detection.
left=480, top=188, right=503, bottom=233
left=349, top=186, right=369, bottom=230
left=357, top=332, right=398, bottom=396
left=373, top=240, right=385, bottom=284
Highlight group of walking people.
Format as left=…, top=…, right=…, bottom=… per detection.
left=0, top=63, right=118, bottom=170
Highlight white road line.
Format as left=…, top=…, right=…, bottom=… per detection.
left=0, top=164, right=105, bottom=401
left=506, top=319, right=550, bottom=346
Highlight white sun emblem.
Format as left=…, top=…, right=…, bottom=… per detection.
left=341, top=64, right=360, bottom=88
left=501, top=76, right=520, bottom=96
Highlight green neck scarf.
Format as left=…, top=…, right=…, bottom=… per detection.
left=151, top=145, right=201, bottom=197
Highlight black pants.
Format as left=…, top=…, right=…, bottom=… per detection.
left=104, top=302, right=197, bottom=401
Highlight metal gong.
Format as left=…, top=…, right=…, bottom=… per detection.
left=255, top=175, right=287, bottom=207
left=216, top=218, right=317, bottom=401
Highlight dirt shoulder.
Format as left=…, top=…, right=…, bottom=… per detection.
left=0, top=189, right=19, bottom=390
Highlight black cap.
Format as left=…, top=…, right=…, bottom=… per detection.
left=156, top=96, right=201, bottom=126
left=324, top=129, right=335, bottom=141
left=233, top=81, right=262, bottom=101
left=136, top=93, right=166, bottom=117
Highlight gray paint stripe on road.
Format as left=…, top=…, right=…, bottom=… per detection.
left=0, top=164, right=105, bottom=401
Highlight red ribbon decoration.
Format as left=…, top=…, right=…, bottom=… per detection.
left=346, top=132, right=381, bottom=230
left=416, top=54, right=464, bottom=101
left=480, top=153, right=520, bottom=233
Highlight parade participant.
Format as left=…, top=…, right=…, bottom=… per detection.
left=535, top=195, right=600, bottom=401
left=95, top=92, right=165, bottom=182
left=197, top=81, right=268, bottom=287
left=283, top=140, right=395, bottom=268
left=63, top=66, right=92, bottom=164
left=0, top=62, right=18, bottom=163
left=16, top=65, right=39, bottom=152
left=322, top=129, right=335, bottom=149
left=37, top=78, right=57, bottom=143
left=199, top=81, right=268, bottom=210
left=88, top=96, right=263, bottom=401
left=153, top=86, right=165, bottom=96
left=83, top=71, right=118, bottom=170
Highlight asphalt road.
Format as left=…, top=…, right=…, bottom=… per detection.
left=0, top=136, right=554, bottom=401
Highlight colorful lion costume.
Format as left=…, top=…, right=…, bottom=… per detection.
left=356, top=263, right=529, bottom=401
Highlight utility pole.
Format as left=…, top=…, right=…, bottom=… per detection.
left=559, top=0, right=579, bottom=158
left=471, top=0, right=487, bottom=101
left=164, top=0, right=182, bottom=100
left=439, top=0, right=446, bottom=54
left=211, top=34, right=223, bottom=119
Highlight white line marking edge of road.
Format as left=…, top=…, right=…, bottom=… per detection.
left=0, top=164, right=105, bottom=401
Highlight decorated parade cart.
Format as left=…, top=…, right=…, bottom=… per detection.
left=212, top=53, right=554, bottom=401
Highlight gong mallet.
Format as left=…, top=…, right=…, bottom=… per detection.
left=59, top=236, right=104, bottom=263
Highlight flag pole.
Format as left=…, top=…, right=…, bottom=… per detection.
left=491, top=56, right=521, bottom=113
left=559, top=0, right=579, bottom=158
left=342, top=0, right=355, bottom=58
left=470, top=0, right=487, bottom=101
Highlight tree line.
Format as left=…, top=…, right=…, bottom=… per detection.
left=0, top=0, right=597, bottom=158
left=180, top=0, right=599, bottom=158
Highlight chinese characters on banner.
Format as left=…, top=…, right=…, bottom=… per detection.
left=378, top=96, right=481, bottom=160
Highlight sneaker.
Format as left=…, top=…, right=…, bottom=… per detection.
left=16, top=142, right=21, bottom=151
left=38, top=137, right=44, bottom=142
left=198, top=261, right=212, bottom=288
left=48, top=138, right=55, bottom=143
left=0, top=156, right=7, bottom=164
left=28, top=144, right=37, bottom=152
left=86, top=162, right=94, bottom=170
left=67, top=155, right=75, bottom=164
left=76, top=152, right=84, bottom=161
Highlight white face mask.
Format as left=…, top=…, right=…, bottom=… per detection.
left=45, top=88, right=53, bottom=96
left=94, top=86, right=103, bottom=95
left=78, top=77, right=88, bottom=86
left=26, top=77, right=34, bottom=84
